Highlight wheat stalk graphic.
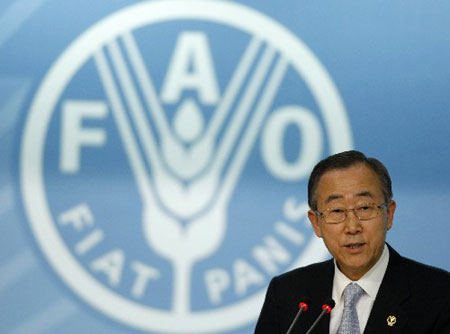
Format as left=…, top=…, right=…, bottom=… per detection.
left=94, top=32, right=287, bottom=315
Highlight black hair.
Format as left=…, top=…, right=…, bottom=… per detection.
left=308, top=150, right=393, bottom=209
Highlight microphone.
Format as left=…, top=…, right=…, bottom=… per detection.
left=285, top=297, right=311, bottom=334
left=304, top=298, right=336, bottom=334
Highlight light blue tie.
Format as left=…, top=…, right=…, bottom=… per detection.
left=337, top=283, right=364, bottom=334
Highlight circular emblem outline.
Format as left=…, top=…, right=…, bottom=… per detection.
left=20, top=1, right=352, bottom=332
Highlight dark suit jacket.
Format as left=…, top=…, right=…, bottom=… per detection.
left=254, top=245, right=450, bottom=334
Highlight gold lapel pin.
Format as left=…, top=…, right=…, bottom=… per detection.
left=387, top=315, right=397, bottom=327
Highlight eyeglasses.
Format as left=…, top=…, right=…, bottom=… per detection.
left=314, top=202, right=389, bottom=224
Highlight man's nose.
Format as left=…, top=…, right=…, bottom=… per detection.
left=344, top=209, right=362, bottom=233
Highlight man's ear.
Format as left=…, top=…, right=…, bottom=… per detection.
left=386, top=200, right=396, bottom=231
left=308, top=210, right=322, bottom=238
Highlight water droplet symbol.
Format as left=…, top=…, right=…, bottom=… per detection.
left=173, top=98, right=204, bottom=143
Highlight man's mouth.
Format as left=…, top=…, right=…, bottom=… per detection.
left=345, top=243, right=365, bottom=249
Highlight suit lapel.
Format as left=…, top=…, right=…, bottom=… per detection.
left=364, top=245, right=409, bottom=334
left=299, top=260, right=334, bottom=334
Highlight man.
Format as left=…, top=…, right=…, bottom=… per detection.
left=254, top=150, right=450, bottom=334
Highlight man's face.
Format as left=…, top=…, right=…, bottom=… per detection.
left=308, top=163, right=396, bottom=280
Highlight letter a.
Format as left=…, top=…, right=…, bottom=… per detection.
left=161, top=31, right=219, bottom=105
left=90, top=249, right=124, bottom=287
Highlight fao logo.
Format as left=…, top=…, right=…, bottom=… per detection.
left=20, top=1, right=352, bottom=333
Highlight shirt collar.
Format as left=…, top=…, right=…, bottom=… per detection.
left=333, top=243, right=390, bottom=301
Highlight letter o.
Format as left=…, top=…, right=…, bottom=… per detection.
left=261, top=106, right=323, bottom=181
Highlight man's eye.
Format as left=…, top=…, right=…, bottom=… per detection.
left=330, top=208, right=344, bottom=214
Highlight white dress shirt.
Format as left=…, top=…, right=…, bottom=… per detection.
left=329, top=244, right=390, bottom=334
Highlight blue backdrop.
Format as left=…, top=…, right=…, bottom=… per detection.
left=1, top=1, right=449, bottom=334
